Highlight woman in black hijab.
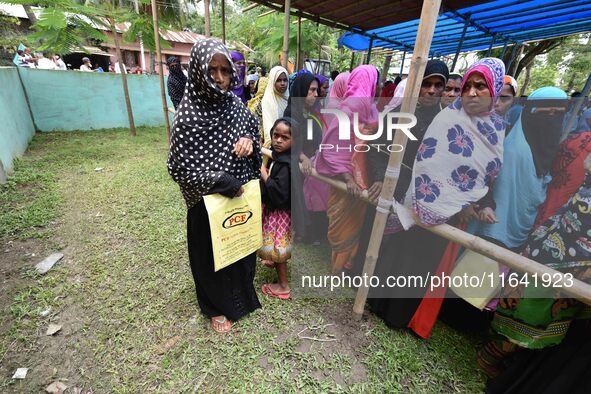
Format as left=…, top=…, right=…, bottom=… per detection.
left=166, top=56, right=187, bottom=110
left=283, top=72, right=321, bottom=241
left=167, top=39, right=261, bottom=333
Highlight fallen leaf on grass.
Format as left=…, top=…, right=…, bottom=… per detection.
left=46, top=324, right=62, bottom=336
left=156, top=335, right=181, bottom=355
left=46, top=381, right=68, bottom=394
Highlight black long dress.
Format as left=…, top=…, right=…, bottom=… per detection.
left=360, top=102, right=446, bottom=328
left=187, top=200, right=260, bottom=321
left=167, top=39, right=262, bottom=322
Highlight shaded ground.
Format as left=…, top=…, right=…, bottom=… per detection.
left=0, top=127, right=486, bottom=392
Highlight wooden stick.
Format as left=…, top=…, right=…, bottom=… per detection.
left=151, top=0, right=171, bottom=144
left=353, top=0, right=442, bottom=319
left=281, top=0, right=291, bottom=70
left=109, top=17, right=136, bottom=137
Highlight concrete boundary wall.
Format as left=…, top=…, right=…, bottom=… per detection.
left=0, top=67, right=36, bottom=175
left=18, top=68, right=172, bottom=132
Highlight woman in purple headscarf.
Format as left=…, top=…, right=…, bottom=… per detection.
left=230, top=51, right=248, bottom=103
left=316, top=74, right=330, bottom=98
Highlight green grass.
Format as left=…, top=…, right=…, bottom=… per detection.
left=0, top=127, right=486, bottom=392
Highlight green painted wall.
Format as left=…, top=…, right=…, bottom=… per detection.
left=18, top=68, right=172, bottom=132
left=0, top=67, right=36, bottom=174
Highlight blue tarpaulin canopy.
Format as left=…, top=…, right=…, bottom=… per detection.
left=338, top=0, right=591, bottom=56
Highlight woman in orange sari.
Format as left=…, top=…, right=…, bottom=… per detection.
left=316, top=65, right=380, bottom=273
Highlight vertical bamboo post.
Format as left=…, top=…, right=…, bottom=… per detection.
left=204, top=0, right=211, bottom=37
left=352, top=0, right=442, bottom=318
left=110, top=18, right=136, bottom=137
left=151, top=0, right=171, bottom=143
left=281, top=0, right=291, bottom=70
left=350, top=51, right=355, bottom=71
left=221, top=0, right=226, bottom=44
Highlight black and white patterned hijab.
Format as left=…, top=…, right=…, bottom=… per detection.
left=167, top=38, right=261, bottom=207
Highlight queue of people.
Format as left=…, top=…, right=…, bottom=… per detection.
left=166, top=37, right=591, bottom=392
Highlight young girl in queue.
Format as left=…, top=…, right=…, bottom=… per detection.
left=258, top=118, right=293, bottom=300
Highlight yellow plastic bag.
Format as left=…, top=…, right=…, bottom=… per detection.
left=449, top=249, right=500, bottom=310
left=203, top=180, right=262, bottom=272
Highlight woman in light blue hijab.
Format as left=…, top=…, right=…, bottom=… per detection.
left=472, top=86, right=568, bottom=251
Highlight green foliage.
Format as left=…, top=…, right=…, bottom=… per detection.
left=0, top=12, right=31, bottom=59
left=521, top=59, right=558, bottom=95
left=546, top=33, right=591, bottom=93
left=2, top=0, right=170, bottom=55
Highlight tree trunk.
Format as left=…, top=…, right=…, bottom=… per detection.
left=514, top=39, right=562, bottom=79
left=567, top=74, right=576, bottom=93
left=178, top=0, right=186, bottom=28
left=519, top=64, right=531, bottom=96
left=507, top=44, right=523, bottom=77
left=204, top=0, right=211, bottom=37
left=381, top=55, right=392, bottom=85
left=110, top=19, right=136, bottom=137
left=22, top=5, right=37, bottom=24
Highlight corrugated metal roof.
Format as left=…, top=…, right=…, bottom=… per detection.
left=246, top=0, right=492, bottom=31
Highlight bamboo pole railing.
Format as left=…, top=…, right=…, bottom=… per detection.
left=260, top=147, right=591, bottom=307
left=352, top=0, right=442, bottom=318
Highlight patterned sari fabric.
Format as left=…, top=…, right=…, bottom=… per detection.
left=408, top=58, right=506, bottom=227
left=490, top=173, right=591, bottom=350
left=534, top=131, right=591, bottom=228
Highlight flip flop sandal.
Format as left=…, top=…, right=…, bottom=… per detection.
left=211, top=316, right=231, bottom=333
left=261, top=284, right=290, bottom=300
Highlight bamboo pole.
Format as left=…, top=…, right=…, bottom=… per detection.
left=352, top=0, right=442, bottom=319
left=281, top=0, right=291, bottom=70
left=260, top=147, right=591, bottom=306
left=151, top=0, right=171, bottom=143
left=109, top=18, right=136, bottom=137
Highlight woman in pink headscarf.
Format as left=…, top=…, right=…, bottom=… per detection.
left=326, top=72, right=350, bottom=109
left=316, top=65, right=380, bottom=273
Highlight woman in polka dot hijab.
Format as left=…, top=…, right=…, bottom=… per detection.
left=167, top=38, right=262, bottom=208
left=167, top=38, right=262, bottom=333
